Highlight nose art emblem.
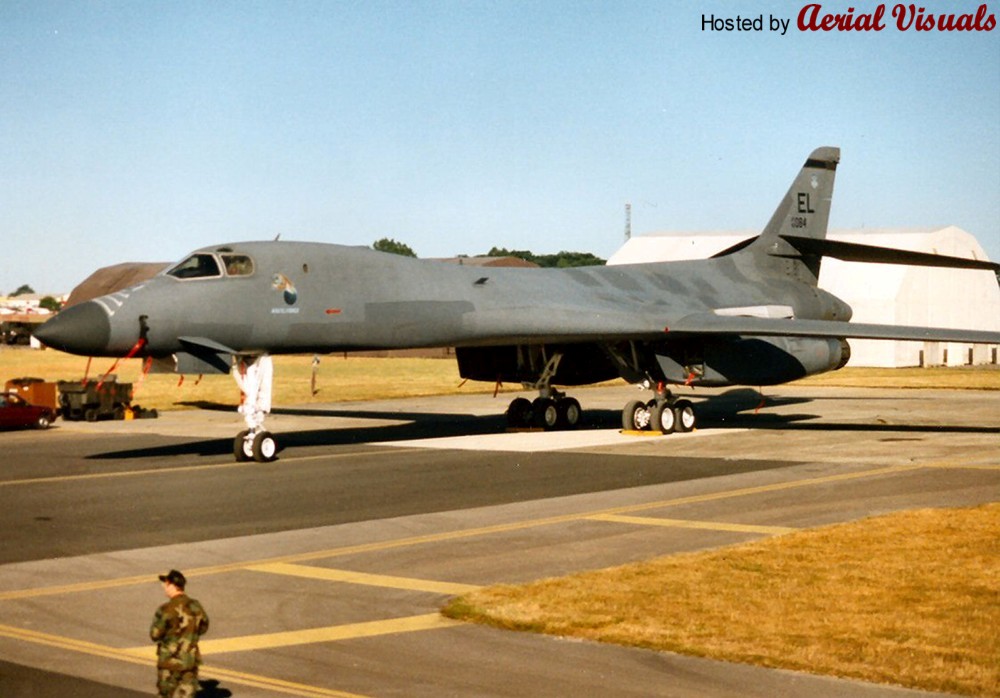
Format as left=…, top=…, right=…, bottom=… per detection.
left=272, top=273, right=298, bottom=305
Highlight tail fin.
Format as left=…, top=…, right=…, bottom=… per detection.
left=740, top=146, right=840, bottom=285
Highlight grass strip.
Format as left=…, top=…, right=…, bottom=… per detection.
left=0, top=350, right=491, bottom=410
left=794, top=365, right=1000, bottom=390
left=444, top=504, right=1000, bottom=696
left=1, top=349, right=998, bottom=413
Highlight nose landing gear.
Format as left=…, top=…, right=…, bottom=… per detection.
left=232, top=354, right=278, bottom=462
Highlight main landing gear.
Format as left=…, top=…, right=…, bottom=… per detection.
left=504, top=351, right=582, bottom=431
left=505, top=389, right=582, bottom=430
left=622, top=386, right=697, bottom=435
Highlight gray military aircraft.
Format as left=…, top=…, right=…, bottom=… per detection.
left=35, top=147, right=1000, bottom=462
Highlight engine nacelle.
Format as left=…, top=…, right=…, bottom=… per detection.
left=456, top=344, right=619, bottom=386
left=655, top=336, right=850, bottom=387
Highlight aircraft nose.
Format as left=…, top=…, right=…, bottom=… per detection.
left=33, top=300, right=111, bottom=355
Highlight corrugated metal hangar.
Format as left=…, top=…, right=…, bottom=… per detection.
left=609, top=226, right=1000, bottom=367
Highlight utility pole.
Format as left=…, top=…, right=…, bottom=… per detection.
left=624, top=202, right=632, bottom=242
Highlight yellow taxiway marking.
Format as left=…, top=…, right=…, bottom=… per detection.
left=201, top=665, right=369, bottom=698
left=0, top=461, right=935, bottom=601
left=0, top=622, right=151, bottom=668
left=0, top=461, right=265, bottom=488
left=922, top=460, right=1000, bottom=471
left=122, top=613, right=458, bottom=656
left=0, top=623, right=368, bottom=698
left=586, top=513, right=797, bottom=535
left=247, top=562, right=481, bottom=595
left=0, top=448, right=417, bottom=488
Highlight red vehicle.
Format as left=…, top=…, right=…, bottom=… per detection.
left=0, top=391, right=57, bottom=429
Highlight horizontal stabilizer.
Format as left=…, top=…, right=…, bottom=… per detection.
left=778, top=235, right=1000, bottom=272
left=670, top=313, right=1000, bottom=345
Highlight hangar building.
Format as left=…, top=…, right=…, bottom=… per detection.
left=608, top=226, right=1000, bottom=367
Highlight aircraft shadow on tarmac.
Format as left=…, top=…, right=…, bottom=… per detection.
left=86, top=390, right=999, bottom=461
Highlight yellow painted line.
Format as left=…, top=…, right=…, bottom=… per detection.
left=201, top=665, right=369, bottom=698
left=123, top=613, right=458, bottom=656
left=587, top=513, right=797, bottom=535
left=0, top=572, right=178, bottom=601
left=0, top=448, right=416, bottom=488
left=247, top=562, right=481, bottom=594
left=0, top=460, right=268, bottom=487
left=0, top=460, right=957, bottom=601
left=921, top=461, right=1000, bottom=471
left=0, top=622, right=152, bottom=668
left=0, top=623, right=368, bottom=697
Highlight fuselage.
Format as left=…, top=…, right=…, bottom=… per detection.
left=36, top=240, right=852, bottom=363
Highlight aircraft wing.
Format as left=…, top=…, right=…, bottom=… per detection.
left=668, top=313, right=1000, bottom=344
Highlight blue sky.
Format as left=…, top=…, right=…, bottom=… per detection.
left=2, top=1, right=998, bottom=294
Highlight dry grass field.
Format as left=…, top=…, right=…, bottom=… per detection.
left=445, top=504, right=1000, bottom=696
left=0, top=348, right=498, bottom=410
left=2, top=347, right=998, bottom=412
left=796, top=365, right=1000, bottom=390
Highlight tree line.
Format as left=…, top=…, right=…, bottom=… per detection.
left=1, top=285, right=61, bottom=312
left=372, top=238, right=605, bottom=267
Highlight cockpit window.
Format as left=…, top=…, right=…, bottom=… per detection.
left=222, top=254, right=254, bottom=276
left=166, top=254, right=222, bottom=279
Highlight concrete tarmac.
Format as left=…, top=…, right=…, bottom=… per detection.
left=0, top=384, right=997, bottom=697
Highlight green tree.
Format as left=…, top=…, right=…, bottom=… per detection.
left=11, top=284, right=35, bottom=296
left=373, top=238, right=417, bottom=257
left=39, top=296, right=62, bottom=312
left=483, top=247, right=605, bottom=268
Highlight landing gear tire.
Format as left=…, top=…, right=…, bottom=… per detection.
left=650, top=402, right=677, bottom=434
left=234, top=430, right=252, bottom=462
left=532, top=397, right=559, bottom=430
left=623, top=400, right=651, bottom=431
left=505, top=397, right=533, bottom=428
left=252, top=431, right=278, bottom=463
left=557, top=397, right=581, bottom=429
left=674, top=399, right=696, bottom=433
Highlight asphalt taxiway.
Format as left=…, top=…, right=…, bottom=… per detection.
left=0, top=384, right=997, bottom=697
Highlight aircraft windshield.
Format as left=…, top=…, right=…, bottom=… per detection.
left=166, top=254, right=222, bottom=279
left=222, top=254, right=254, bottom=276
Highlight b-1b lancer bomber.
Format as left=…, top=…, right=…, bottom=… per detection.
left=35, top=147, right=1000, bottom=462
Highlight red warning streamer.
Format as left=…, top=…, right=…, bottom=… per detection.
left=95, top=337, right=147, bottom=391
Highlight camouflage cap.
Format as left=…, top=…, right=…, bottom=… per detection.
left=158, top=569, right=186, bottom=589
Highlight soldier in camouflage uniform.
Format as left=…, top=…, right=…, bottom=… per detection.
left=150, top=569, right=210, bottom=698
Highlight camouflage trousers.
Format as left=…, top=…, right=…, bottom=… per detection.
left=157, top=668, right=198, bottom=698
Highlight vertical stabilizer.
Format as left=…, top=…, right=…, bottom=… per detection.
left=743, top=146, right=840, bottom=285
